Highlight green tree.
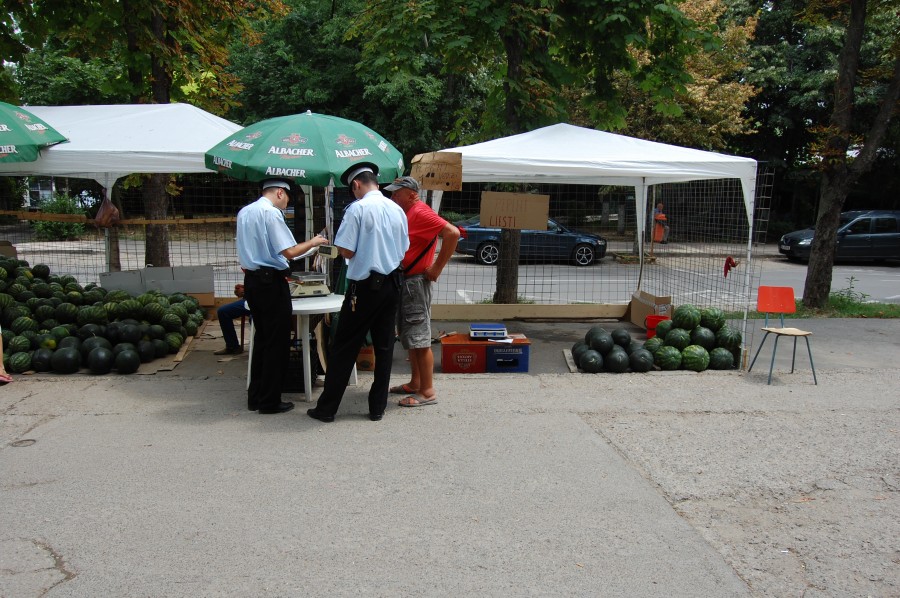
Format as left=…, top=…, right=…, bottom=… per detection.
left=14, top=0, right=286, bottom=269
left=801, top=0, right=900, bottom=308
left=350, top=0, right=714, bottom=303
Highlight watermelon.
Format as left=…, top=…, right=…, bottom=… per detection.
left=117, top=299, right=143, bottom=320
left=579, top=349, right=604, bottom=373
left=654, top=318, right=674, bottom=340
left=672, top=304, right=701, bottom=330
left=8, top=335, right=31, bottom=353
left=654, top=345, right=682, bottom=370
left=165, top=332, right=185, bottom=353
left=51, top=347, right=82, bottom=374
left=120, top=324, right=142, bottom=344
left=626, top=339, right=644, bottom=355
left=160, top=312, right=182, bottom=332
left=0, top=293, right=14, bottom=310
left=147, top=324, right=166, bottom=340
left=610, top=328, right=631, bottom=348
left=137, top=340, right=156, bottom=363
left=184, top=320, right=198, bottom=337
left=690, top=326, right=717, bottom=350
left=715, top=325, right=742, bottom=350
left=37, top=334, right=57, bottom=350
left=50, top=325, right=70, bottom=341
left=584, top=325, right=608, bottom=345
left=629, top=348, right=655, bottom=373
left=81, top=336, right=113, bottom=360
left=142, top=302, right=165, bottom=323
left=572, top=341, right=590, bottom=364
left=112, top=342, right=137, bottom=356
left=604, top=347, right=630, bottom=373
left=77, top=323, right=103, bottom=340
left=31, top=347, right=54, bottom=372
left=8, top=351, right=32, bottom=373
left=55, top=302, right=79, bottom=323
left=31, top=264, right=50, bottom=280
left=105, top=289, right=131, bottom=302
left=643, top=336, right=664, bottom=354
left=587, top=329, right=614, bottom=355
left=708, top=347, right=735, bottom=370
left=115, top=349, right=141, bottom=374
left=151, top=338, right=169, bottom=358
left=87, top=347, right=115, bottom=374
left=699, top=307, right=726, bottom=332
left=57, top=336, right=81, bottom=350
left=664, top=328, right=691, bottom=351
left=11, top=316, right=38, bottom=334
left=681, top=345, right=710, bottom=372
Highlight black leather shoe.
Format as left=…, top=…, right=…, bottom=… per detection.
left=368, top=413, right=383, bottom=421
left=248, top=402, right=258, bottom=411
left=307, top=408, right=334, bottom=423
left=258, top=401, right=294, bottom=414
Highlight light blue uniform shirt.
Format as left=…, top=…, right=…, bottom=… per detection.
left=236, top=197, right=297, bottom=271
left=335, top=190, right=408, bottom=281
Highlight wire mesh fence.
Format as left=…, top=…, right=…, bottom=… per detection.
left=1, top=167, right=772, bottom=320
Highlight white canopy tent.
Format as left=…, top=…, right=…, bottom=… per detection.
left=0, top=103, right=242, bottom=190
left=435, top=123, right=758, bottom=243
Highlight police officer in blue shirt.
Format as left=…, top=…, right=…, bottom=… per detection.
left=237, top=179, right=327, bottom=414
left=308, top=163, right=408, bottom=423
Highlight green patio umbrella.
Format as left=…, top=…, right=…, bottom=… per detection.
left=204, top=111, right=404, bottom=187
left=0, top=101, right=68, bottom=163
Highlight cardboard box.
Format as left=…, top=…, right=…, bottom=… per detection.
left=410, top=151, right=462, bottom=191
left=357, top=346, right=375, bottom=371
left=486, top=334, right=531, bottom=373
left=441, top=333, right=487, bottom=373
left=630, top=291, right=673, bottom=329
left=0, top=240, right=17, bottom=259
left=480, top=192, right=549, bottom=230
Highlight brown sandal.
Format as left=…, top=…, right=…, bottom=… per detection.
left=399, top=395, right=437, bottom=407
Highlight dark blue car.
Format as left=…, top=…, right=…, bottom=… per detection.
left=454, top=217, right=607, bottom=266
left=778, top=210, right=900, bottom=261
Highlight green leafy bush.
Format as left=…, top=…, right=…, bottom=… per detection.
left=32, top=194, right=86, bottom=241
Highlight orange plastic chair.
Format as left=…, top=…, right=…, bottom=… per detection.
left=747, top=286, right=817, bottom=385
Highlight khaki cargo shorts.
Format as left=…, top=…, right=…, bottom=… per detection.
left=397, top=274, right=433, bottom=350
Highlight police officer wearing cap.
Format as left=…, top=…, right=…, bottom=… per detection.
left=308, top=163, right=408, bottom=423
left=237, top=179, right=328, bottom=414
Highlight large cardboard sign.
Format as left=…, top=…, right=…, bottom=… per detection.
left=480, top=192, right=549, bottom=230
left=410, top=151, right=462, bottom=191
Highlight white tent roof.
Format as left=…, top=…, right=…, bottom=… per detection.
left=0, top=103, right=241, bottom=188
left=442, top=122, right=758, bottom=243
left=449, top=122, right=756, bottom=187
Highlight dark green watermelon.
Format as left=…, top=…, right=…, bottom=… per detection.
left=151, top=338, right=169, bottom=358
left=137, top=340, right=156, bottom=363
left=115, top=349, right=141, bottom=374
left=579, top=349, right=603, bottom=373
left=587, top=329, right=614, bottom=355
left=604, top=347, right=630, bottom=373
left=654, top=346, right=682, bottom=370
left=571, top=341, right=590, bottom=364
left=672, top=304, right=701, bottom=330
left=690, top=326, right=717, bottom=350
left=87, top=347, right=115, bottom=375
left=643, top=337, right=664, bottom=355
left=715, top=325, right=742, bottom=350
left=31, top=347, right=54, bottom=372
left=112, top=342, right=137, bottom=356
left=51, top=347, right=82, bottom=374
left=681, top=345, right=710, bottom=372
left=120, top=324, right=142, bottom=344
left=629, top=348, right=655, bottom=373
left=8, top=351, right=32, bottom=373
left=77, top=323, right=103, bottom=341
left=699, top=307, right=726, bottom=332
left=81, top=336, right=112, bottom=361
left=7, top=335, right=31, bottom=353
left=664, top=328, right=691, bottom=351
left=610, top=328, right=631, bottom=348
left=57, top=336, right=81, bottom=351
left=708, top=347, right=735, bottom=370
left=654, top=318, right=674, bottom=339
left=626, top=339, right=644, bottom=355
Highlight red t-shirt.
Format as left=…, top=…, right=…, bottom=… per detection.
left=402, top=201, right=447, bottom=276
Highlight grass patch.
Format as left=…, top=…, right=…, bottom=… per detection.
left=727, top=277, right=900, bottom=319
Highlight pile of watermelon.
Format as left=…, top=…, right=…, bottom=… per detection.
left=572, top=326, right=655, bottom=374
left=643, top=304, right=741, bottom=372
left=571, top=304, right=741, bottom=374
left=0, top=258, right=206, bottom=376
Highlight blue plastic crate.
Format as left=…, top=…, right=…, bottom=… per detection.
left=486, top=342, right=530, bottom=373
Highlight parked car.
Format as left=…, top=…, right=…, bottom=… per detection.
left=454, top=217, right=608, bottom=266
left=778, top=210, right=900, bottom=261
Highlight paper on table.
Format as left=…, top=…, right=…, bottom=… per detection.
left=488, top=338, right=514, bottom=343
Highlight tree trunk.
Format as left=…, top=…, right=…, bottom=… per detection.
left=106, top=186, right=123, bottom=272
left=144, top=173, right=170, bottom=267
left=802, top=173, right=849, bottom=306
left=493, top=229, right=521, bottom=304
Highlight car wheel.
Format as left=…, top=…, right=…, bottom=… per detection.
left=572, top=244, right=595, bottom=266
left=476, top=242, right=500, bottom=265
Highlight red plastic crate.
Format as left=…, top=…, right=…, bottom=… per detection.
left=440, top=334, right=487, bottom=373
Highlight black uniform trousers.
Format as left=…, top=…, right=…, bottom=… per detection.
left=244, top=268, right=292, bottom=410
left=314, top=271, right=401, bottom=418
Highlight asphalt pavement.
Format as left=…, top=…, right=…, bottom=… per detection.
left=1, top=317, right=898, bottom=597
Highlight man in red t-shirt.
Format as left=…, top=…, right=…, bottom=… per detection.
left=386, top=176, right=460, bottom=407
